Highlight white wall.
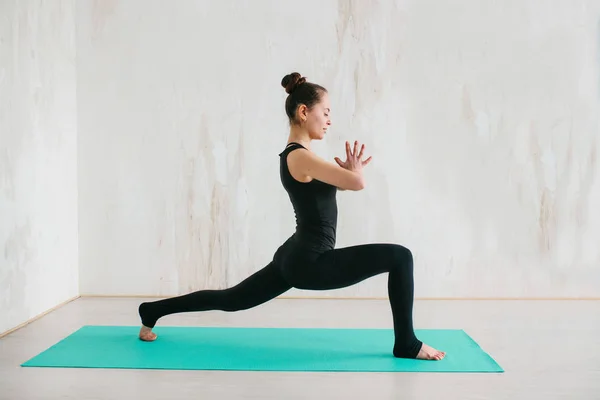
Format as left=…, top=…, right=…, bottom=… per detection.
left=77, top=0, right=600, bottom=299
left=0, top=0, right=78, bottom=334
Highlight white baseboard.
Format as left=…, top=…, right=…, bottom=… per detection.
left=0, top=295, right=80, bottom=338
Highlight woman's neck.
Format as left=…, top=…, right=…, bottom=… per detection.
left=287, top=126, right=311, bottom=150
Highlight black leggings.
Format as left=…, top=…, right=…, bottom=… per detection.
left=138, top=242, right=422, bottom=358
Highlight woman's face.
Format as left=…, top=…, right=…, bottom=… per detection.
left=300, top=92, right=331, bottom=140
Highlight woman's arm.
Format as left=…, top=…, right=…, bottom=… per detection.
left=286, top=141, right=372, bottom=191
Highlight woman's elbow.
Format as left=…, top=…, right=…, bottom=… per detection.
left=350, top=176, right=366, bottom=191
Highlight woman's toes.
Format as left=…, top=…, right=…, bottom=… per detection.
left=139, top=326, right=157, bottom=341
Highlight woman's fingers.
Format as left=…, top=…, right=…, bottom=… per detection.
left=344, top=140, right=371, bottom=166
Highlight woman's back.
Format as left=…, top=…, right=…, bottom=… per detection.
left=279, top=143, right=338, bottom=251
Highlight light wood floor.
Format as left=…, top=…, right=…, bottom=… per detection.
left=1, top=297, right=599, bottom=400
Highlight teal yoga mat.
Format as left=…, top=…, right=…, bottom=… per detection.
left=21, top=326, right=503, bottom=373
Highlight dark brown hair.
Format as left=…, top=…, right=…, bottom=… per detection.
left=281, top=72, right=327, bottom=125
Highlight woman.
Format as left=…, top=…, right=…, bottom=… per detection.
left=138, top=72, right=446, bottom=361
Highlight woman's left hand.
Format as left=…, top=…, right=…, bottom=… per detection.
left=334, top=140, right=372, bottom=172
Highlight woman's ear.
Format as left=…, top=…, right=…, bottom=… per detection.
left=297, top=104, right=307, bottom=122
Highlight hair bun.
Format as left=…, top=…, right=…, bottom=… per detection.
left=281, top=72, right=306, bottom=94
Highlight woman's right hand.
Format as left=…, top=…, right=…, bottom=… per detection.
left=334, top=141, right=372, bottom=172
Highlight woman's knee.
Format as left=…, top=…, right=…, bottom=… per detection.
left=390, top=244, right=413, bottom=269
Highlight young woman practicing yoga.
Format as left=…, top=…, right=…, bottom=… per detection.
left=138, top=72, right=446, bottom=361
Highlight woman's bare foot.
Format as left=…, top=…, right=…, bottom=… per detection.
left=416, top=343, right=446, bottom=360
left=139, top=325, right=157, bottom=342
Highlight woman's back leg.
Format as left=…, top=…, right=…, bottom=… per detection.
left=139, top=261, right=292, bottom=331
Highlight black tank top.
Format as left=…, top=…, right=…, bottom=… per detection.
left=279, top=142, right=338, bottom=251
